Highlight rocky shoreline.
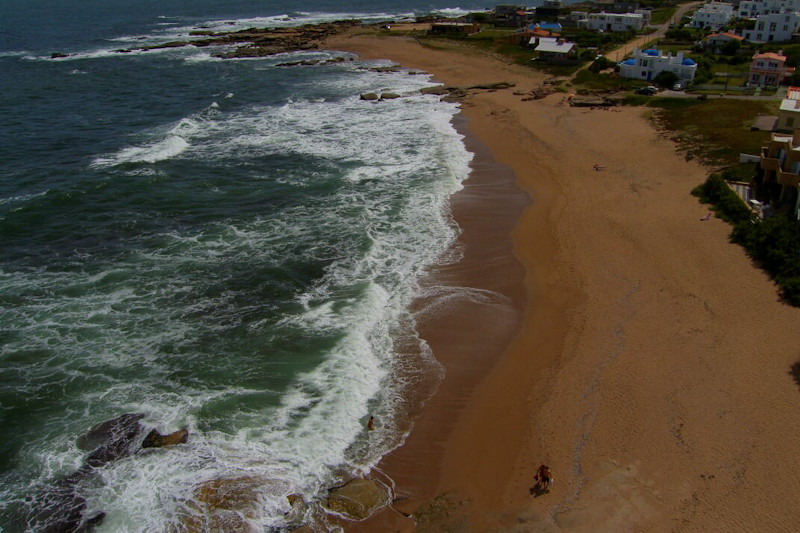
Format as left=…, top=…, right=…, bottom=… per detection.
left=52, top=20, right=363, bottom=60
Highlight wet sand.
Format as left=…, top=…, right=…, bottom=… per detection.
left=324, top=29, right=800, bottom=532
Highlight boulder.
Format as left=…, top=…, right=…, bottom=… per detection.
left=360, top=93, right=379, bottom=101
left=380, top=93, right=401, bottom=100
left=175, top=476, right=267, bottom=533
left=325, top=478, right=389, bottom=520
left=141, top=428, right=189, bottom=448
left=78, top=413, right=146, bottom=468
left=76, top=413, right=145, bottom=452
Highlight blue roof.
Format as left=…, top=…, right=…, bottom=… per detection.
left=622, top=58, right=636, bottom=65
left=529, top=22, right=562, bottom=31
left=682, top=58, right=696, bottom=65
left=644, top=49, right=659, bottom=56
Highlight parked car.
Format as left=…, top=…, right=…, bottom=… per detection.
left=673, top=81, right=686, bottom=91
left=635, top=86, right=658, bottom=95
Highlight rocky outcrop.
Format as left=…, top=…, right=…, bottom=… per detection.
left=32, top=414, right=188, bottom=533
left=569, top=93, right=625, bottom=107
left=175, top=476, right=267, bottom=533
left=324, top=478, right=389, bottom=520
left=380, top=92, right=400, bottom=100
left=421, top=81, right=515, bottom=102
left=142, top=428, right=189, bottom=448
left=360, top=92, right=379, bottom=101
left=115, top=21, right=362, bottom=59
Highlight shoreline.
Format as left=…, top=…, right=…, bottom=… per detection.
left=324, top=29, right=800, bottom=532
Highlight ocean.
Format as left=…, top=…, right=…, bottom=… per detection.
left=0, top=1, right=490, bottom=531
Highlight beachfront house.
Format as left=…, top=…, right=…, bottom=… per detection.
left=592, top=0, right=640, bottom=13
left=580, top=11, right=646, bottom=32
left=532, top=37, right=576, bottom=62
left=619, top=48, right=698, bottom=82
left=535, top=0, right=563, bottom=22
left=759, top=128, right=800, bottom=217
left=748, top=50, right=794, bottom=86
left=705, top=31, right=745, bottom=53
left=493, top=4, right=534, bottom=27
left=743, top=11, right=800, bottom=42
left=777, top=86, right=800, bottom=131
left=527, top=21, right=563, bottom=33
left=738, top=0, right=800, bottom=18
left=688, top=2, right=736, bottom=30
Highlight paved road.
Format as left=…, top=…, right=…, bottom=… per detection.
left=604, top=1, right=702, bottom=62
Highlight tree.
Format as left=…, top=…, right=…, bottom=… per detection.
left=653, top=70, right=679, bottom=88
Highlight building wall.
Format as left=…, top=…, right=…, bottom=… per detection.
left=739, top=0, right=800, bottom=18
left=689, top=2, right=735, bottom=30
left=743, top=11, right=800, bottom=42
left=581, top=12, right=645, bottom=31
left=619, top=48, right=698, bottom=81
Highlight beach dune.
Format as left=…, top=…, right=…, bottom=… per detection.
left=325, top=30, right=800, bottom=532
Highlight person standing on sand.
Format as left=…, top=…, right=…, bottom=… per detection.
left=534, top=464, right=553, bottom=491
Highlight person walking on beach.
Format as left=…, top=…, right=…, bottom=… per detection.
left=534, top=464, right=553, bottom=491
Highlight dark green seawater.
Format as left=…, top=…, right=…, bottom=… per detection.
left=0, top=0, right=486, bottom=530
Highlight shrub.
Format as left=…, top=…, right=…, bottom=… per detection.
left=695, top=173, right=800, bottom=305
left=653, top=70, right=679, bottom=88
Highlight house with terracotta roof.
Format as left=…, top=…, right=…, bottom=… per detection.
left=777, top=86, right=800, bottom=131
left=748, top=50, right=794, bottom=86
left=706, top=31, right=745, bottom=53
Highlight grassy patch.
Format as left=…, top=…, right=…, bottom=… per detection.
left=645, top=98, right=778, bottom=166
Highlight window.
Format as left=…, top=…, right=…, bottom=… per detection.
left=770, top=22, right=777, bottom=31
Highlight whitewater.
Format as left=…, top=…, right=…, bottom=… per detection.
left=0, top=1, right=484, bottom=530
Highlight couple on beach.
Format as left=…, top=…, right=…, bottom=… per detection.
left=534, top=464, right=553, bottom=492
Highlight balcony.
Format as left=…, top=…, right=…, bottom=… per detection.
left=761, top=155, right=781, bottom=172
left=778, top=169, right=800, bottom=188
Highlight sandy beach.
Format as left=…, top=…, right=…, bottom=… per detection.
left=324, top=29, right=800, bottom=532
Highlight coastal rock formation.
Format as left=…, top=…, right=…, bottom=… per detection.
left=79, top=413, right=147, bottom=468
left=380, top=92, right=401, bottom=100
left=360, top=92, right=379, bottom=101
left=420, top=82, right=515, bottom=102
left=569, top=93, right=625, bottom=107
left=33, top=414, right=189, bottom=532
left=324, top=478, right=389, bottom=520
left=176, top=476, right=267, bottom=533
left=141, top=428, right=189, bottom=448
left=116, top=21, right=362, bottom=59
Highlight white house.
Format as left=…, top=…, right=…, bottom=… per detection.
left=619, top=48, right=698, bottom=82
left=738, top=0, right=800, bottom=18
left=580, top=12, right=645, bottom=32
left=688, top=2, right=736, bottom=30
left=777, top=86, right=800, bottom=131
left=743, top=11, right=800, bottom=42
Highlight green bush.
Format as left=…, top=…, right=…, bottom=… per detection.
left=695, top=173, right=800, bottom=305
left=691, top=173, right=753, bottom=224
left=654, top=70, right=679, bottom=88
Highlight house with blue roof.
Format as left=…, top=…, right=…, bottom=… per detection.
left=619, top=48, right=698, bottom=82
left=528, top=22, right=563, bottom=33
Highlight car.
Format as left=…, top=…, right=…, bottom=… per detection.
left=635, top=86, right=658, bottom=95
left=672, top=81, right=686, bottom=91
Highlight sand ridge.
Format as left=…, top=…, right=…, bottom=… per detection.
left=324, top=29, right=800, bottom=532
